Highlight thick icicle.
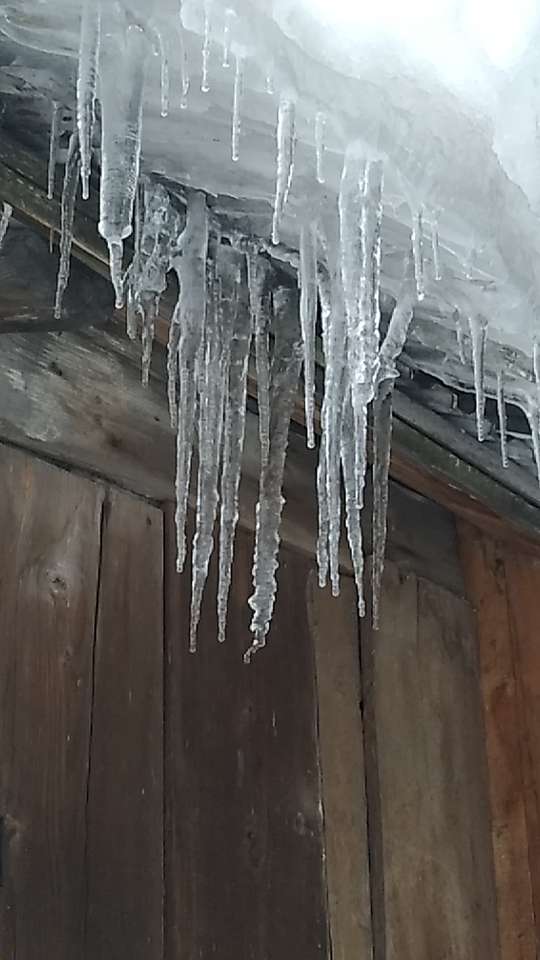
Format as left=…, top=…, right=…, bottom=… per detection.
left=0, top=202, right=12, bottom=249
left=496, top=368, right=509, bottom=468
left=47, top=100, right=60, bottom=201
left=77, top=0, right=100, bottom=199
left=272, top=97, right=296, bottom=245
left=190, top=259, right=230, bottom=652
left=469, top=313, right=488, bottom=441
left=245, top=286, right=303, bottom=661
left=175, top=192, right=208, bottom=573
left=299, top=222, right=317, bottom=449
left=246, top=247, right=271, bottom=467
left=231, top=54, right=243, bottom=162
left=411, top=207, right=425, bottom=301
left=98, top=18, right=146, bottom=308
left=315, top=111, right=326, bottom=185
left=431, top=212, right=441, bottom=281
left=201, top=1, right=211, bottom=92
left=454, top=307, right=468, bottom=364
left=217, top=261, right=252, bottom=643
left=54, top=134, right=81, bottom=319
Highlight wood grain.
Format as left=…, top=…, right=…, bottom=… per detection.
left=164, top=508, right=329, bottom=960
left=85, top=489, right=164, bottom=959
left=361, top=560, right=499, bottom=960
left=0, top=443, right=103, bottom=958
left=458, top=521, right=536, bottom=960
left=309, top=574, right=373, bottom=960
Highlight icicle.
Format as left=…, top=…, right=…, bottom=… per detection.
left=340, top=380, right=366, bottom=618
left=299, top=222, right=317, bottom=448
left=231, top=54, right=243, bottom=163
left=527, top=399, right=540, bottom=486
left=175, top=192, right=208, bottom=573
left=411, top=207, right=425, bottom=301
left=222, top=8, right=233, bottom=67
left=265, top=74, right=274, bottom=95
left=496, top=368, right=509, bottom=469
left=155, top=27, right=170, bottom=117
left=245, top=287, right=303, bottom=661
left=246, top=247, right=271, bottom=467
left=54, top=134, right=81, bottom=320
left=217, top=263, right=252, bottom=643
left=77, top=0, right=100, bottom=199
left=190, top=261, right=230, bottom=652
left=179, top=20, right=190, bottom=108
left=98, top=19, right=146, bottom=308
left=0, top=202, right=12, bottom=249
left=201, top=1, right=211, bottom=93
left=314, top=111, right=326, bottom=185
left=469, top=313, right=488, bottom=442
left=431, top=211, right=441, bottom=281
left=272, top=97, right=296, bottom=245
left=141, top=296, right=157, bottom=386
left=47, top=100, right=60, bottom=201
left=454, top=307, right=468, bottom=364
left=167, top=298, right=181, bottom=429
left=372, top=380, right=393, bottom=629
left=316, top=415, right=329, bottom=588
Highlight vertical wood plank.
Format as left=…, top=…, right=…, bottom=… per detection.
left=164, top=507, right=329, bottom=960
left=362, top=560, right=499, bottom=960
left=503, top=548, right=540, bottom=953
left=309, top=574, right=373, bottom=960
left=458, top=521, right=536, bottom=960
left=85, top=489, right=163, bottom=959
left=0, top=444, right=103, bottom=958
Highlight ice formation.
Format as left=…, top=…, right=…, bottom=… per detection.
left=5, top=0, right=540, bottom=653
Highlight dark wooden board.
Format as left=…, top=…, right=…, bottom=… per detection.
left=164, top=508, right=329, bottom=960
left=0, top=443, right=103, bottom=958
left=361, top=560, right=499, bottom=960
left=458, top=522, right=536, bottom=960
left=85, top=489, right=164, bottom=959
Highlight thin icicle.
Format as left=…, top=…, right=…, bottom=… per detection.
left=217, top=262, right=252, bottom=643
left=98, top=18, right=146, bottom=307
left=496, top=368, right=509, bottom=468
left=372, top=381, right=393, bottom=629
left=299, top=222, right=317, bottom=448
left=201, top=1, right=211, bottom=92
left=47, top=100, right=60, bottom=201
left=231, top=54, right=243, bottom=162
left=175, top=191, right=208, bottom=573
left=316, top=413, right=329, bottom=588
left=454, top=307, right=468, bottom=364
left=411, top=207, right=425, bottom=301
left=0, top=202, right=12, bottom=249
left=245, top=287, right=303, bottom=661
left=155, top=26, right=170, bottom=117
left=167, top=297, right=181, bottom=429
left=340, top=380, right=365, bottom=618
left=179, top=19, right=190, bottom=108
left=469, top=313, right=488, bottom=441
left=246, top=247, right=271, bottom=467
left=272, top=97, right=296, bottom=245
left=315, top=111, right=326, bottom=185
left=54, top=134, right=81, bottom=319
left=190, top=261, right=229, bottom=652
left=222, top=7, right=233, bottom=67
left=431, top=212, right=441, bottom=281
left=77, top=0, right=100, bottom=199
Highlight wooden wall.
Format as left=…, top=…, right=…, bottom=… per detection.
left=0, top=435, right=533, bottom=959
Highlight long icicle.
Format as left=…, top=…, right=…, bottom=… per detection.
left=315, top=111, right=326, bottom=185
left=231, top=54, right=243, bottom=163
left=190, top=258, right=230, bottom=652
left=217, top=261, right=252, bottom=643
left=299, top=222, right=317, bottom=448
left=201, top=0, right=211, bottom=92
left=469, top=313, right=488, bottom=441
left=54, top=133, right=81, bottom=319
left=47, top=100, right=60, bottom=201
left=431, top=211, right=441, bottom=281
left=496, top=368, right=509, bottom=468
left=77, top=0, right=100, bottom=199
left=272, top=96, right=296, bottom=244
left=411, top=206, right=425, bottom=301
left=245, top=286, right=303, bottom=661
left=454, top=307, right=468, bottom=364
left=246, top=246, right=271, bottom=467
left=175, top=192, right=208, bottom=573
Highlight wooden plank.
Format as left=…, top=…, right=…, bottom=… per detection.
left=0, top=443, right=103, bottom=957
left=503, top=548, right=540, bottom=951
left=164, top=508, right=329, bottom=960
left=85, top=489, right=163, bottom=959
left=458, top=521, right=536, bottom=960
left=309, top=574, right=373, bottom=960
left=361, top=560, right=499, bottom=960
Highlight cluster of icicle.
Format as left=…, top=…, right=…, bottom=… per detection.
left=44, top=0, right=532, bottom=654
